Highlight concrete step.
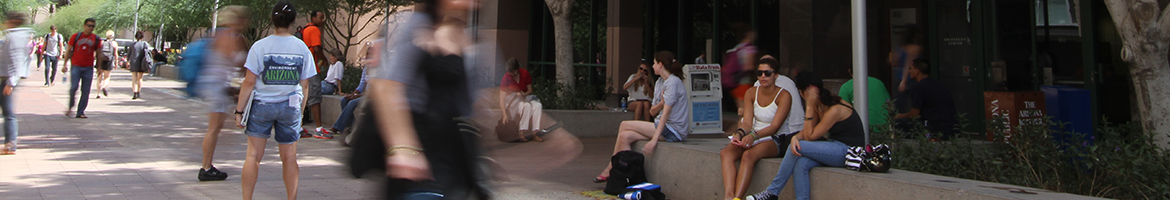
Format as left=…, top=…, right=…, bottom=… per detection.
left=630, top=139, right=1106, bottom=200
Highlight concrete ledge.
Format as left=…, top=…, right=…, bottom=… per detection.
left=320, top=95, right=343, bottom=128
left=631, top=139, right=1106, bottom=200
left=156, top=64, right=180, bottom=81
left=543, top=110, right=633, bottom=138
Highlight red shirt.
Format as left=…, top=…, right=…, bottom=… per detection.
left=68, top=32, right=101, bottom=67
left=500, top=68, right=532, bottom=93
left=302, top=23, right=322, bottom=71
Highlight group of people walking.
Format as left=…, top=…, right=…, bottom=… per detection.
left=0, top=12, right=154, bottom=155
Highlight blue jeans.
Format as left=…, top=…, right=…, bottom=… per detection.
left=321, top=81, right=336, bottom=95
left=765, top=140, right=850, bottom=200
left=2, top=80, right=16, bottom=145
left=332, top=97, right=362, bottom=131
left=68, top=66, right=94, bottom=115
left=43, top=56, right=58, bottom=84
left=244, top=100, right=302, bottom=144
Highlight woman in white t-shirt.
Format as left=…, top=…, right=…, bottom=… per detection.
left=233, top=2, right=317, bottom=199
left=623, top=60, right=653, bottom=121
left=320, top=49, right=344, bottom=95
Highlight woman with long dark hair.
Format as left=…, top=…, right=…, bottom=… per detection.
left=593, top=51, right=690, bottom=183
left=744, top=72, right=866, bottom=200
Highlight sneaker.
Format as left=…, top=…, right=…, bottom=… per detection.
left=198, top=167, right=229, bottom=181
left=317, top=127, right=333, bottom=136
left=1, top=142, right=15, bottom=155
left=312, top=130, right=334, bottom=139
left=300, top=129, right=312, bottom=138
left=745, top=191, right=777, bottom=200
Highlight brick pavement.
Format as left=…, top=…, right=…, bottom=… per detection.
left=0, top=67, right=619, bottom=200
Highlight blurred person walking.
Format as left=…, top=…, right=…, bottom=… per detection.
left=43, top=25, right=63, bottom=86
left=33, top=37, right=43, bottom=71
left=128, top=31, right=152, bottom=99
left=94, top=30, right=118, bottom=99
left=63, top=18, right=102, bottom=119
left=234, top=2, right=316, bottom=199
left=352, top=0, right=494, bottom=198
left=1, top=11, right=31, bottom=155
left=198, top=6, right=249, bottom=181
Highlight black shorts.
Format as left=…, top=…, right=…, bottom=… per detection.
left=98, top=60, right=113, bottom=71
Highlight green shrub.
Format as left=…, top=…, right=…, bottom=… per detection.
left=874, top=108, right=1170, bottom=199
left=338, top=64, right=364, bottom=94
left=530, top=77, right=603, bottom=110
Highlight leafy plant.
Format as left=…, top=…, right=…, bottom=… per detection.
left=874, top=108, right=1170, bottom=199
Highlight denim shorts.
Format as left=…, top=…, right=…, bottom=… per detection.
left=655, top=122, right=683, bottom=142
left=244, top=100, right=302, bottom=144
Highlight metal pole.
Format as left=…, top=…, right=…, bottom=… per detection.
left=132, top=0, right=140, bottom=35
left=851, top=0, right=870, bottom=144
left=210, top=0, right=219, bottom=36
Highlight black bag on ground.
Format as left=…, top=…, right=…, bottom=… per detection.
left=605, top=150, right=647, bottom=195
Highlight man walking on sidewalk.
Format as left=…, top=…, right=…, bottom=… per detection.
left=63, top=18, right=101, bottom=119
left=2, top=11, right=32, bottom=154
left=43, top=25, right=63, bottom=86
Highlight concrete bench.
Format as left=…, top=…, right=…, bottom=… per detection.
left=631, top=139, right=1106, bottom=200
left=320, top=95, right=344, bottom=128
left=155, top=64, right=180, bottom=81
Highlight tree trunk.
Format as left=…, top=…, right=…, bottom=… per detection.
left=546, top=0, right=574, bottom=91
left=1103, top=0, right=1170, bottom=148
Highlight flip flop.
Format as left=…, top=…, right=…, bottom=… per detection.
left=76, top=114, right=88, bottom=119
left=592, top=176, right=607, bottom=183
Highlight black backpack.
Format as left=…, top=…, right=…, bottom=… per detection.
left=605, top=150, right=647, bottom=195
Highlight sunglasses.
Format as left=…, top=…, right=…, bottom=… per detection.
left=755, top=70, right=776, bottom=77
left=85, top=24, right=95, bottom=28
left=639, top=68, right=649, bottom=72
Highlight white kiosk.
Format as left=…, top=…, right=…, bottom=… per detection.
left=684, top=64, right=723, bottom=135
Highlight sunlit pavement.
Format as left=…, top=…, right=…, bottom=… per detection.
left=0, top=65, right=616, bottom=199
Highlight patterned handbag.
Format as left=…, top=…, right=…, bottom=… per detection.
left=845, top=144, right=892, bottom=172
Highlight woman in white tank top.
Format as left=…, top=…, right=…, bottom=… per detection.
left=719, top=57, right=802, bottom=200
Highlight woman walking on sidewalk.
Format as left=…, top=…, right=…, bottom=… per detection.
left=197, top=6, right=248, bottom=181
left=128, top=31, right=151, bottom=99
left=234, top=2, right=315, bottom=199
left=94, top=30, right=117, bottom=99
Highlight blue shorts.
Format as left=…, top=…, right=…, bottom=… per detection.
left=655, top=122, right=684, bottom=142
left=244, top=100, right=302, bottom=144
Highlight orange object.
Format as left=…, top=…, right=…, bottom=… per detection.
left=731, top=84, right=751, bottom=100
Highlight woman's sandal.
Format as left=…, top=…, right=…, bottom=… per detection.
left=76, top=114, right=88, bottom=119
left=592, top=175, right=608, bottom=183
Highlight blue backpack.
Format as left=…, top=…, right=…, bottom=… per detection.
left=178, top=39, right=210, bottom=98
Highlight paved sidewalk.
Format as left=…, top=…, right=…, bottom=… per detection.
left=0, top=67, right=617, bottom=199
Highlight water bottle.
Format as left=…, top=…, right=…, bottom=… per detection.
left=620, top=97, right=628, bottom=111
left=620, top=190, right=642, bottom=200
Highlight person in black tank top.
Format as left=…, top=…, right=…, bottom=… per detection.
left=745, top=72, right=867, bottom=200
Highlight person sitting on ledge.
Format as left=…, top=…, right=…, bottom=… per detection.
left=720, top=57, right=804, bottom=200
left=744, top=71, right=867, bottom=200
left=500, top=57, right=544, bottom=142
left=593, top=51, right=691, bottom=183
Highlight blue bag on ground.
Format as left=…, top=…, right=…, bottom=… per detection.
left=178, top=39, right=210, bottom=97
left=620, top=182, right=664, bottom=200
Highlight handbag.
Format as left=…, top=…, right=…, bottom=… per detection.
left=845, top=144, right=891, bottom=172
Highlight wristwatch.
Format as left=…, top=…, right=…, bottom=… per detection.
left=234, top=110, right=245, bottom=115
